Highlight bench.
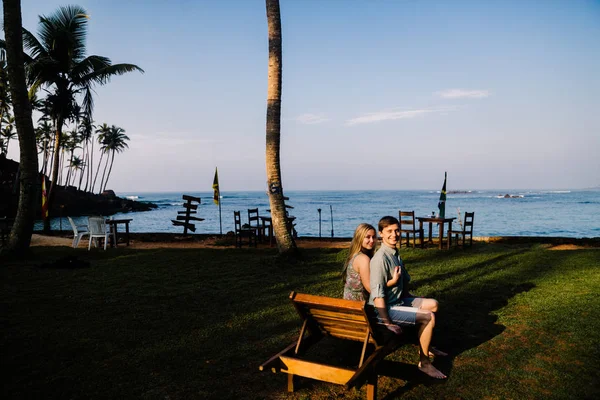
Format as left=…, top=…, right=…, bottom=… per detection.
left=259, top=291, right=404, bottom=400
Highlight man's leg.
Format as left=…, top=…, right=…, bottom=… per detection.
left=415, top=311, right=446, bottom=379
left=387, top=305, right=446, bottom=379
left=416, top=298, right=448, bottom=357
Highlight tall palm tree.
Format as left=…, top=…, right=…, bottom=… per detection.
left=67, top=155, right=84, bottom=187
left=2, top=0, right=39, bottom=252
left=265, top=0, right=297, bottom=256
left=63, top=128, right=80, bottom=186
left=78, top=115, right=94, bottom=191
left=100, top=125, right=129, bottom=192
left=92, top=122, right=110, bottom=193
left=35, top=118, right=53, bottom=175
left=19, top=5, right=144, bottom=225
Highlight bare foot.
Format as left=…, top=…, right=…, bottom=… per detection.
left=418, top=361, right=447, bottom=379
left=428, top=347, right=448, bottom=357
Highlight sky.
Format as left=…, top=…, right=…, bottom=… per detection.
left=4, top=0, right=600, bottom=192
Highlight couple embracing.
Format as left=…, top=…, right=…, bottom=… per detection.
left=342, top=216, right=447, bottom=379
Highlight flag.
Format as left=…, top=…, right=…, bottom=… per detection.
left=437, top=171, right=447, bottom=219
left=212, top=167, right=220, bottom=205
left=41, top=176, right=49, bottom=220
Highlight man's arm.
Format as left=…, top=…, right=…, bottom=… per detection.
left=374, top=297, right=402, bottom=334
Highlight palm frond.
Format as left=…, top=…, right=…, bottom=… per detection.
left=70, top=55, right=111, bottom=82
left=22, top=27, right=47, bottom=61
left=82, top=63, right=144, bottom=86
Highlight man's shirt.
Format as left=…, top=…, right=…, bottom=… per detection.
left=368, top=244, right=410, bottom=307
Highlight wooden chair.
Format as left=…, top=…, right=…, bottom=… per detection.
left=247, top=208, right=264, bottom=242
left=447, top=211, right=475, bottom=249
left=234, top=211, right=256, bottom=248
left=398, top=210, right=421, bottom=248
left=260, top=292, right=404, bottom=400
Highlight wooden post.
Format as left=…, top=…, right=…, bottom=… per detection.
left=171, top=195, right=203, bottom=235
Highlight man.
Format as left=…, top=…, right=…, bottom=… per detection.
left=369, top=216, right=447, bottom=379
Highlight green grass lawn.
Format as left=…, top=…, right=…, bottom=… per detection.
left=1, top=243, right=599, bottom=399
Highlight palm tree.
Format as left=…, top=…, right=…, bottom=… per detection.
left=92, top=122, right=110, bottom=193
left=2, top=0, right=39, bottom=252
left=78, top=116, right=94, bottom=191
left=100, top=125, right=129, bottom=192
left=63, top=128, right=80, bottom=186
left=265, top=0, right=297, bottom=256
left=1, top=114, right=17, bottom=154
left=0, top=49, right=11, bottom=138
left=67, top=155, right=84, bottom=187
left=19, top=5, right=144, bottom=223
left=35, top=118, right=53, bottom=175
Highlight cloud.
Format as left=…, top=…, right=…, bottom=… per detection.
left=294, top=113, right=330, bottom=124
left=345, top=107, right=454, bottom=126
left=436, top=89, right=491, bottom=99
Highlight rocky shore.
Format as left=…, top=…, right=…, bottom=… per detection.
left=0, top=155, right=156, bottom=218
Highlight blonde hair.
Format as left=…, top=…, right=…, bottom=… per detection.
left=341, top=223, right=376, bottom=282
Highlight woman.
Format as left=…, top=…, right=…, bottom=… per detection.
left=342, top=223, right=400, bottom=301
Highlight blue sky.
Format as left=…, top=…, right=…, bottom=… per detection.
left=6, top=0, right=600, bottom=192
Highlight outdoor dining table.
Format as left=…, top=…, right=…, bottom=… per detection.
left=106, top=218, right=133, bottom=247
left=259, top=215, right=296, bottom=247
left=416, top=216, right=456, bottom=250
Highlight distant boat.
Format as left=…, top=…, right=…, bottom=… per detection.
left=496, top=194, right=524, bottom=199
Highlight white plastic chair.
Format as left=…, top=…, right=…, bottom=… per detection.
left=87, top=216, right=111, bottom=250
left=68, top=216, right=89, bottom=248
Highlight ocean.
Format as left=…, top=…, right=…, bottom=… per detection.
left=43, top=189, right=600, bottom=239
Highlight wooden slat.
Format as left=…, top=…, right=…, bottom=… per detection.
left=181, top=203, right=198, bottom=210
left=293, top=293, right=366, bottom=312
left=176, top=216, right=204, bottom=221
left=178, top=211, right=197, bottom=214
left=182, top=194, right=201, bottom=202
left=309, top=309, right=367, bottom=322
left=280, top=356, right=354, bottom=385
left=171, top=220, right=196, bottom=232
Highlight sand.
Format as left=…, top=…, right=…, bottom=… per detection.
left=29, top=233, right=351, bottom=250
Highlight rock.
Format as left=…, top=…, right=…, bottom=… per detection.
left=101, top=190, right=117, bottom=199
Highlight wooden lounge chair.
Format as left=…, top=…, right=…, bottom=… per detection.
left=260, top=292, right=404, bottom=400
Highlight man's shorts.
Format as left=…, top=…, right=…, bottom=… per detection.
left=379, top=297, right=424, bottom=326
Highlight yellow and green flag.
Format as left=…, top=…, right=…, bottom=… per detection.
left=437, top=172, right=447, bottom=219
left=212, top=167, right=220, bottom=205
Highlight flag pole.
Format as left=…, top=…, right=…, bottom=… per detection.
left=218, top=194, right=222, bottom=235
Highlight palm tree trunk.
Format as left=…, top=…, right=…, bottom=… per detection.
left=2, top=0, right=39, bottom=253
left=265, top=0, right=297, bottom=256
left=45, top=117, right=63, bottom=231
left=102, top=150, right=116, bottom=192
left=85, top=139, right=93, bottom=192
left=98, top=152, right=109, bottom=194
left=91, top=148, right=103, bottom=193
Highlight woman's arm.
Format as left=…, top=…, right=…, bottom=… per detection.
left=355, top=254, right=371, bottom=294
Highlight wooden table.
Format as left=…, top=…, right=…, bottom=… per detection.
left=106, top=218, right=133, bottom=247
left=259, top=215, right=296, bottom=247
left=416, top=216, right=456, bottom=250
